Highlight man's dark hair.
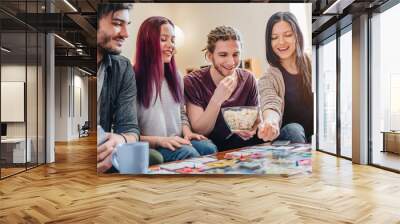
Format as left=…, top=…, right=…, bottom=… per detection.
left=98, top=3, right=132, bottom=21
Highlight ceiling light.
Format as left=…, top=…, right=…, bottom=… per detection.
left=323, top=0, right=355, bottom=15
left=54, top=34, right=75, bottom=48
left=78, top=67, right=93, bottom=76
left=1, top=47, right=11, bottom=53
left=63, top=0, right=78, bottom=12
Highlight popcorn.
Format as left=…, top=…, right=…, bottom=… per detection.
left=222, top=107, right=258, bottom=131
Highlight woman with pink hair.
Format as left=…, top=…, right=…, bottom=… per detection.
left=134, top=16, right=217, bottom=163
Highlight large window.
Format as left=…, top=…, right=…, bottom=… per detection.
left=371, top=2, right=400, bottom=171
left=316, top=24, right=353, bottom=160
left=339, top=28, right=352, bottom=158
left=317, top=36, right=337, bottom=154
left=0, top=1, right=47, bottom=179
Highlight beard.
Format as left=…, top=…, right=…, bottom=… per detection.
left=97, top=35, right=121, bottom=56
left=211, top=58, right=236, bottom=78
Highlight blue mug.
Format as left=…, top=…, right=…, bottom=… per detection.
left=112, top=142, right=149, bottom=174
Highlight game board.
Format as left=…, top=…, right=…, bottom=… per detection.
left=148, top=144, right=312, bottom=175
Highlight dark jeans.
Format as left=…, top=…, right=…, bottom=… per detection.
left=157, top=139, right=217, bottom=163
left=277, top=123, right=307, bottom=143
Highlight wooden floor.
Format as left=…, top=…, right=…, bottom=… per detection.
left=373, top=150, right=400, bottom=171
left=1, top=135, right=400, bottom=223
left=1, top=167, right=26, bottom=178
left=1, top=163, right=45, bottom=178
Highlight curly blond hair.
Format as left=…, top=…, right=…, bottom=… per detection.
left=204, top=26, right=242, bottom=53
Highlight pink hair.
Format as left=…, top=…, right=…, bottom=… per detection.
left=134, top=16, right=182, bottom=108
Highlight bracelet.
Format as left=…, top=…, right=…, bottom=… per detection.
left=119, top=133, right=128, bottom=143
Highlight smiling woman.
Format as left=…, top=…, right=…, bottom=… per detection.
left=160, top=22, right=175, bottom=64
left=258, top=12, right=313, bottom=144
left=134, top=16, right=218, bottom=164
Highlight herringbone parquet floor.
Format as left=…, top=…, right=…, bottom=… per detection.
left=1, top=134, right=400, bottom=223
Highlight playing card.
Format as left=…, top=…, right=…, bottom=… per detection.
left=205, top=159, right=237, bottom=168
left=160, top=162, right=197, bottom=170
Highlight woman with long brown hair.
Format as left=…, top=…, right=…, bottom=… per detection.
left=258, top=12, right=313, bottom=143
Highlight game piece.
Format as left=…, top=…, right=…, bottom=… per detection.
left=176, top=167, right=193, bottom=174
left=205, top=159, right=237, bottom=169
left=160, top=162, right=196, bottom=171
left=186, top=157, right=217, bottom=163
left=239, top=161, right=261, bottom=170
left=250, top=152, right=265, bottom=159
left=272, top=140, right=290, bottom=146
left=296, top=158, right=311, bottom=166
left=272, top=149, right=290, bottom=159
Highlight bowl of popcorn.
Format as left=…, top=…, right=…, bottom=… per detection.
left=221, top=106, right=259, bottom=132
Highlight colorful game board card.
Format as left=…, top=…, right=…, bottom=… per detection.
left=148, top=169, right=177, bottom=174
left=224, top=151, right=250, bottom=159
left=224, top=151, right=266, bottom=160
left=159, top=162, right=197, bottom=171
left=291, top=146, right=311, bottom=152
left=205, top=159, right=237, bottom=169
left=296, top=158, right=312, bottom=166
left=275, top=146, right=295, bottom=150
left=175, top=167, right=205, bottom=174
left=186, top=157, right=217, bottom=163
left=239, top=161, right=261, bottom=170
left=272, top=149, right=291, bottom=159
left=249, top=152, right=265, bottom=159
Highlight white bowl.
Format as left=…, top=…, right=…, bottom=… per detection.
left=221, top=106, right=259, bottom=131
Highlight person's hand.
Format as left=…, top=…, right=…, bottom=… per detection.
left=97, top=154, right=113, bottom=173
left=184, top=132, right=208, bottom=141
left=257, top=120, right=280, bottom=142
left=97, top=133, right=125, bottom=173
left=211, top=75, right=237, bottom=105
left=157, top=136, right=191, bottom=151
left=233, top=129, right=256, bottom=141
left=233, top=115, right=260, bottom=140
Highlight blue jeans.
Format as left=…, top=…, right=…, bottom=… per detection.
left=157, top=139, right=217, bottom=162
left=277, top=123, right=306, bottom=143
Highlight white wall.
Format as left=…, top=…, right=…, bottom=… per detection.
left=54, top=67, right=89, bottom=141
left=55, top=66, right=68, bottom=141
left=1, top=65, right=30, bottom=137
left=1, top=64, right=46, bottom=163
left=290, top=3, right=312, bottom=55
left=123, top=3, right=311, bottom=78
left=72, top=73, right=89, bottom=138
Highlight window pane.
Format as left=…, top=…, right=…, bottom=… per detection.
left=340, top=29, right=352, bottom=158
left=371, top=3, right=400, bottom=171
left=318, top=38, right=337, bottom=154
left=27, top=31, right=38, bottom=169
left=1, top=31, right=27, bottom=177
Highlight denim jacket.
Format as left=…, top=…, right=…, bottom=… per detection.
left=98, top=54, right=140, bottom=137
